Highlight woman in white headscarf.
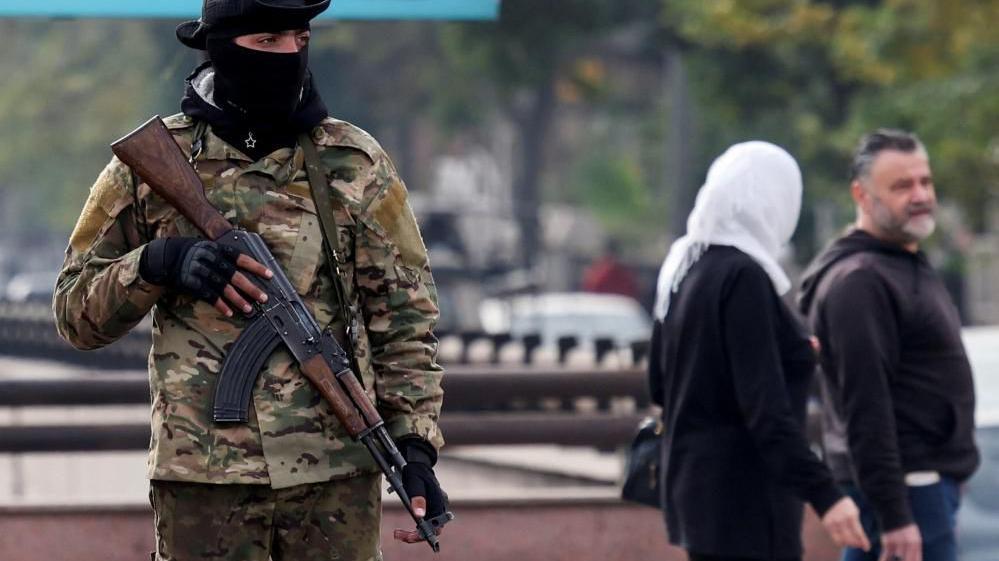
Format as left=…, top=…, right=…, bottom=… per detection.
left=648, top=142, right=870, bottom=561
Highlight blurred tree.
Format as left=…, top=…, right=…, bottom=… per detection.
left=662, top=0, right=999, bottom=248
left=433, top=0, right=662, bottom=266
left=5, top=1, right=999, bottom=265
left=308, top=22, right=448, bottom=188
left=572, top=149, right=655, bottom=244
left=0, top=20, right=189, bottom=235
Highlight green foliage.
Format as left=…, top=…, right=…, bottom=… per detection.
left=4, top=0, right=999, bottom=254
left=663, top=0, right=999, bottom=242
left=843, top=69, right=999, bottom=230
left=430, top=0, right=661, bottom=131
left=0, top=20, right=188, bottom=233
left=571, top=147, right=662, bottom=246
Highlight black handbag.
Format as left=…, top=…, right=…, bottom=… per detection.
left=621, top=416, right=663, bottom=508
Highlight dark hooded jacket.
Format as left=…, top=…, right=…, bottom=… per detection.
left=798, top=229, right=979, bottom=531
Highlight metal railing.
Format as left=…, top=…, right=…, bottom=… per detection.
left=0, top=303, right=153, bottom=369
left=0, top=302, right=651, bottom=369
left=0, top=366, right=652, bottom=453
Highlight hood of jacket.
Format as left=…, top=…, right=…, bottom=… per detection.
left=797, top=228, right=920, bottom=316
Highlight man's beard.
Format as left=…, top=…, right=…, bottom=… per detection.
left=871, top=196, right=936, bottom=244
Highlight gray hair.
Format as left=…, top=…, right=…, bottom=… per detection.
left=850, top=128, right=927, bottom=182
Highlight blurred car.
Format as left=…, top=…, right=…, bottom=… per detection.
left=478, top=292, right=653, bottom=351
left=4, top=270, right=59, bottom=303
left=957, top=325, right=999, bottom=561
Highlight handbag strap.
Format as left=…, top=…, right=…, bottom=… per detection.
left=299, top=133, right=361, bottom=358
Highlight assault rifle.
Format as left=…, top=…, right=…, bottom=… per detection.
left=111, top=116, right=453, bottom=552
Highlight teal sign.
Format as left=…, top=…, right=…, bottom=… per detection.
left=0, top=0, right=499, bottom=20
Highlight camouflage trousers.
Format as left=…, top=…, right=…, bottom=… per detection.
left=149, top=474, right=383, bottom=561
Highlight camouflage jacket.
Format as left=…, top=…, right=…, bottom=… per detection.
left=54, top=113, right=444, bottom=488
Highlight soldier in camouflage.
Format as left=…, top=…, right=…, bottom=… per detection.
left=53, top=1, right=446, bottom=559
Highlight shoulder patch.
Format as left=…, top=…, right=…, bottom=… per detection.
left=69, top=158, right=134, bottom=253
left=320, top=147, right=372, bottom=184
left=312, top=118, right=382, bottom=164
left=372, top=179, right=428, bottom=268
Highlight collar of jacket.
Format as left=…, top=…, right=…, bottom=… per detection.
left=199, top=127, right=308, bottom=186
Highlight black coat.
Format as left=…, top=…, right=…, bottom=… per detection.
left=649, top=246, right=842, bottom=560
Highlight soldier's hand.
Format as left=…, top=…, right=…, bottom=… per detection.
left=393, top=461, right=448, bottom=544
left=139, top=237, right=272, bottom=317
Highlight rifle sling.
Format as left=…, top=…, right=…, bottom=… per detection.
left=299, top=133, right=362, bottom=370
left=189, top=120, right=209, bottom=165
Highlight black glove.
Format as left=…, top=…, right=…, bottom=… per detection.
left=139, top=237, right=240, bottom=304
left=398, top=438, right=448, bottom=519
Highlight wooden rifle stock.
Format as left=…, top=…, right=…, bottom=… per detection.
left=111, top=116, right=232, bottom=241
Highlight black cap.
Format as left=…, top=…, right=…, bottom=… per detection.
left=176, top=0, right=331, bottom=50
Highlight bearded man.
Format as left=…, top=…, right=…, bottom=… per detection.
left=798, top=129, right=979, bottom=561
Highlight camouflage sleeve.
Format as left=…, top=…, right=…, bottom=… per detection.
left=356, top=157, right=445, bottom=451
left=53, top=157, right=163, bottom=350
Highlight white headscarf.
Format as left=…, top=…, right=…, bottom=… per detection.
left=653, top=141, right=803, bottom=320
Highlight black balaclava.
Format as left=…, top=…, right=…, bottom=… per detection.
left=177, top=2, right=330, bottom=158
left=206, top=30, right=309, bottom=125
left=183, top=25, right=329, bottom=160
left=180, top=60, right=328, bottom=161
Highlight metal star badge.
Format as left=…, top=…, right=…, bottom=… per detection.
left=245, top=132, right=257, bottom=149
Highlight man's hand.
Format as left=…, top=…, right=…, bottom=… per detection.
left=820, top=497, right=871, bottom=551
left=879, top=523, right=922, bottom=561
left=392, top=461, right=448, bottom=544
left=139, top=237, right=272, bottom=317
